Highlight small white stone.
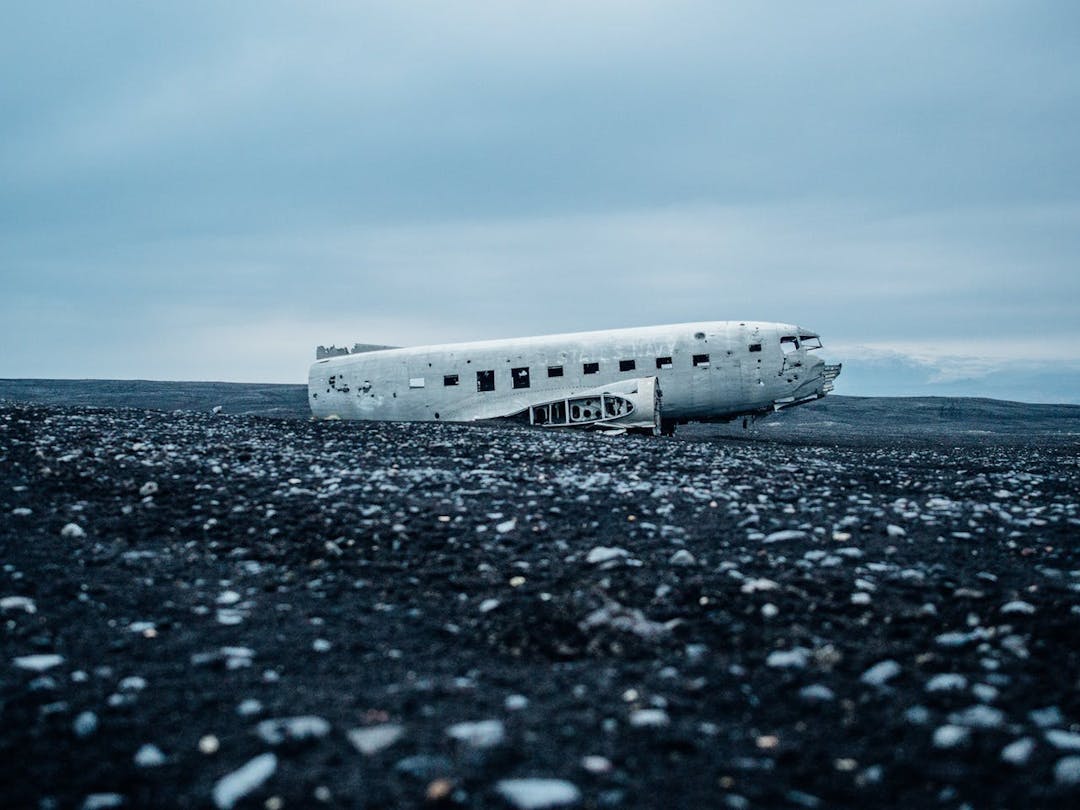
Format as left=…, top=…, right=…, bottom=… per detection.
left=925, top=674, right=967, bottom=693
left=933, top=725, right=970, bottom=749
left=134, top=744, right=166, bottom=767
left=216, top=591, right=241, bottom=606
left=799, top=684, right=835, bottom=702
left=312, top=639, right=331, bottom=653
left=1029, top=707, right=1064, bottom=728
left=74, top=711, right=99, bottom=738
left=1055, top=756, right=1080, bottom=786
left=495, top=519, right=517, bottom=534
left=762, top=530, right=807, bottom=544
left=948, top=705, right=1004, bottom=729
left=861, top=660, right=901, bottom=687
left=740, top=578, right=779, bottom=594
left=1046, top=729, right=1080, bottom=751
left=236, top=699, right=263, bottom=717
left=850, top=592, right=871, bottom=605
left=479, top=598, right=501, bottom=613
left=0, top=596, right=36, bottom=613
left=446, top=719, right=505, bottom=749
left=1000, top=600, right=1035, bottom=616
left=199, top=734, right=220, bottom=754
left=13, top=654, right=64, bottom=672
left=629, top=708, right=670, bottom=728
left=1000, top=737, right=1035, bottom=766
left=11, top=507, right=32, bottom=516
left=761, top=603, right=779, bottom=618
left=582, top=755, right=612, bottom=774
left=347, top=724, right=405, bottom=755
left=256, top=716, right=331, bottom=745
left=139, top=481, right=159, bottom=497
left=212, top=753, right=277, bottom=809
left=766, top=648, right=809, bottom=669
left=61, top=523, right=86, bottom=539
left=669, top=549, right=696, bottom=566
left=505, top=694, right=529, bottom=711
left=81, top=794, right=125, bottom=810
left=585, top=547, right=627, bottom=565
left=885, top=524, right=907, bottom=538
left=495, top=778, right=581, bottom=809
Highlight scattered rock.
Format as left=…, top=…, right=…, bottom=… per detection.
left=1046, top=729, right=1080, bottom=752
left=0, top=596, right=36, bottom=613
left=933, top=725, right=971, bottom=749
left=1000, top=737, right=1035, bottom=766
left=212, top=753, right=277, bottom=809
left=762, top=530, right=808, bottom=544
left=495, top=778, right=582, bottom=809
left=13, top=654, right=64, bottom=672
left=766, top=648, right=809, bottom=669
left=447, top=719, right=506, bottom=749
left=799, top=684, right=835, bottom=702
left=629, top=709, right=670, bottom=728
left=1029, top=707, right=1065, bottom=729
left=73, top=711, right=98, bottom=738
left=1055, top=756, right=1080, bottom=786
left=347, top=724, right=405, bottom=755
left=585, top=547, right=628, bottom=565
left=81, top=794, right=125, bottom=810
left=580, top=600, right=677, bottom=641
left=134, top=744, right=166, bottom=767
left=669, top=549, right=696, bottom=566
left=948, top=705, right=1004, bottom=730
left=256, top=716, right=331, bottom=746
left=925, top=674, right=967, bottom=693
left=860, top=660, right=901, bottom=687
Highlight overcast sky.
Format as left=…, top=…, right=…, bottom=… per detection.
left=3, top=2, right=1079, bottom=401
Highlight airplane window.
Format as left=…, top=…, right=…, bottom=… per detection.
left=443, top=374, right=459, bottom=386
left=693, top=354, right=710, bottom=367
left=780, top=336, right=799, bottom=354
left=583, top=362, right=599, bottom=374
left=476, top=370, right=495, bottom=392
left=512, top=367, right=531, bottom=389
left=655, top=356, right=673, bottom=370
left=749, top=343, right=762, bottom=353
left=800, top=335, right=822, bottom=350
left=548, top=365, right=564, bottom=377
left=619, top=359, right=636, bottom=372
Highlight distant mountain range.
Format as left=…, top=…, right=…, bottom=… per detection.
left=830, top=352, right=1080, bottom=405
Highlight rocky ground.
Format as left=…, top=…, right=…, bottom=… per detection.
left=2, top=401, right=1079, bottom=809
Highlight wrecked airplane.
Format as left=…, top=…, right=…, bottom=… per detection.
left=308, top=321, right=841, bottom=435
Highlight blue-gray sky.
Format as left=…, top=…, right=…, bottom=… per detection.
left=3, top=2, right=1079, bottom=402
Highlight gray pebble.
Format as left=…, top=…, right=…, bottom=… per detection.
left=1000, top=737, right=1035, bottom=766
left=1055, top=756, right=1080, bottom=786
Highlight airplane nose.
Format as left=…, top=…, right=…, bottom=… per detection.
left=791, top=356, right=829, bottom=399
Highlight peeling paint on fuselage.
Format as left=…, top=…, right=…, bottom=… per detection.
left=308, top=321, right=834, bottom=424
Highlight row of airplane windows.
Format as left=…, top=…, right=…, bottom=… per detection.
left=427, top=352, right=728, bottom=392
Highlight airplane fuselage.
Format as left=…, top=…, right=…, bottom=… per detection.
left=308, top=321, right=839, bottom=431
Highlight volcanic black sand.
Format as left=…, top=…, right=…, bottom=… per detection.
left=1, top=385, right=1079, bottom=809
